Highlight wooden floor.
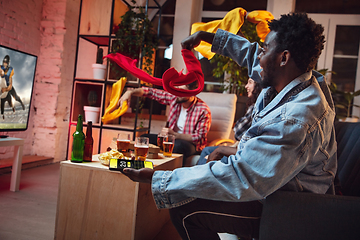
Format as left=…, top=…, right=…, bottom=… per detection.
left=0, top=155, right=54, bottom=175
left=0, top=159, right=181, bottom=240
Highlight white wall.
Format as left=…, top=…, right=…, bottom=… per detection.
left=171, top=0, right=203, bottom=71
left=267, top=0, right=295, bottom=19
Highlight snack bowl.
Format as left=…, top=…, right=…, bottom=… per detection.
left=98, top=149, right=124, bottom=166
left=98, top=156, right=110, bottom=166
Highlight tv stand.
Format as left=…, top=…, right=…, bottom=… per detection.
left=0, top=137, right=24, bottom=191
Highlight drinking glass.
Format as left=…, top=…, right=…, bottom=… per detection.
left=157, top=132, right=166, bottom=152
left=163, top=134, right=175, bottom=157
left=117, top=133, right=131, bottom=153
left=134, top=137, right=149, bottom=161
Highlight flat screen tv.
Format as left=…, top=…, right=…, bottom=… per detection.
left=0, top=45, right=37, bottom=135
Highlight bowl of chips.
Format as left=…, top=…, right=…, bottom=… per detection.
left=98, top=149, right=124, bottom=166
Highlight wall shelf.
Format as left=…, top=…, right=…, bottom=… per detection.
left=67, top=0, right=162, bottom=158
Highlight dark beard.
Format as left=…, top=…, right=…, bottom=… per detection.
left=176, top=97, right=190, bottom=104
left=260, top=56, right=277, bottom=88
left=260, top=74, right=274, bottom=88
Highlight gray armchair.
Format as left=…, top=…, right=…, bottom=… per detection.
left=184, top=92, right=237, bottom=167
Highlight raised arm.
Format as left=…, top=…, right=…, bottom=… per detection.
left=181, top=31, right=215, bottom=50
left=118, top=88, right=144, bottom=108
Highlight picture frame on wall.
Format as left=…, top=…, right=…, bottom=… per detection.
left=107, top=39, right=139, bottom=84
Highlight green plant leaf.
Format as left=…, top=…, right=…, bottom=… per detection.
left=335, top=104, right=346, bottom=109
left=344, top=92, right=353, bottom=102
left=113, top=4, right=159, bottom=75
left=353, top=89, right=360, bottom=96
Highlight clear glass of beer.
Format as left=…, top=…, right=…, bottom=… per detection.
left=134, top=137, right=149, bottom=161
left=157, top=132, right=166, bottom=152
left=163, top=134, right=175, bottom=157
left=117, top=133, right=131, bottom=153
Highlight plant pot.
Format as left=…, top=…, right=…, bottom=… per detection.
left=84, top=106, right=100, bottom=123
left=92, top=63, right=106, bottom=79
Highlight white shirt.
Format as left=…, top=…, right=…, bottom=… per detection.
left=176, top=105, right=187, bottom=133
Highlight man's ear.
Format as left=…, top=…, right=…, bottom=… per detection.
left=280, top=50, right=290, bottom=67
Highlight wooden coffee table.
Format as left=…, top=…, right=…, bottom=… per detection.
left=54, top=153, right=182, bottom=240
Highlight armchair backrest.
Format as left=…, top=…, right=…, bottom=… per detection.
left=258, top=122, right=360, bottom=240
left=197, top=92, right=237, bottom=143
left=334, top=121, right=360, bottom=197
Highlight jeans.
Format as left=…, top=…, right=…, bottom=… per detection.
left=197, top=146, right=219, bottom=165
left=169, top=198, right=263, bottom=240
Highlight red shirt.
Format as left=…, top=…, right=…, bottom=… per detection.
left=143, top=87, right=211, bottom=151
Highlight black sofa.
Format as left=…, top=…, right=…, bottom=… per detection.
left=258, top=121, right=360, bottom=240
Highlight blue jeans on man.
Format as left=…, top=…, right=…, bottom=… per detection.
left=197, top=146, right=219, bottom=165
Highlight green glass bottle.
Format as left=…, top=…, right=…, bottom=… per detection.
left=71, top=115, right=85, bottom=162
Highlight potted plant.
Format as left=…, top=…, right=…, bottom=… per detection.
left=84, top=90, right=100, bottom=124
left=92, top=48, right=106, bottom=79
left=109, top=0, right=159, bottom=81
left=329, top=82, right=360, bottom=122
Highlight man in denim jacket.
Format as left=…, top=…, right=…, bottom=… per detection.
left=123, top=13, right=337, bottom=240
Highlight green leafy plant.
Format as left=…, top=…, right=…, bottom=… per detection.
left=318, top=68, right=360, bottom=119
left=87, top=90, right=98, bottom=106
left=110, top=0, right=159, bottom=78
left=210, top=20, right=261, bottom=95
left=329, top=82, right=360, bottom=119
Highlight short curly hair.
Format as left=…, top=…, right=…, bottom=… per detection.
left=268, top=12, right=325, bottom=72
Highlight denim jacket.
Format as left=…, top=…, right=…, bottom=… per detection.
left=151, top=29, right=337, bottom=209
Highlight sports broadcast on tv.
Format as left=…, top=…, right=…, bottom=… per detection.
left=0, top=45, right=37, bottom=131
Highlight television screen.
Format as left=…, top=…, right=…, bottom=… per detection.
left=0, top=45, right=37, bottom=132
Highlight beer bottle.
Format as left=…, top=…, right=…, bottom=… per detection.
left=83, top=121, right=93, bottom=162
left=71, top=115, right=85, bottom=162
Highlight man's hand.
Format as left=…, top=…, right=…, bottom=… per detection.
left=167, top=128, right=194, bottom=142
left=181, top=31, right=215, bottom=50
left=118, top=88, right=144, bottom=108
left=207, top=146, right=237, bottom=163
left=122, top=167, right=155, bottom=184
left=167, top=128, right=175, bottom=135
left=181, top=32, right=202, bottom=50
left=118, top=90, right=132, bottom=108
left=0, top=69, right=4, bottom=77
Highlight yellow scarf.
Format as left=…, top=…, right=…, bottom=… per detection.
left=247, top=10, right=274, bottom=42
left=191, top=8, right=274, bottom=60
left=101, top=77, right=128, bottom=124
